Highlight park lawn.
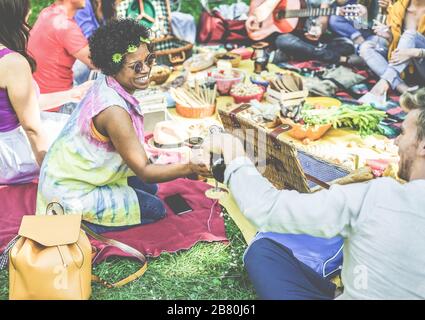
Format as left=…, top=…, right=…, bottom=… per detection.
left=0, top=209, right=256, bottom=300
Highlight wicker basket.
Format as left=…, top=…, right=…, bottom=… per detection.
left=218, top=103, right=358, bottom=192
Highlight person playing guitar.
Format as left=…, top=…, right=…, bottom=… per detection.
left=328, top=0, right=392, bottom=52
left=247, top=0, right=366, bottom=66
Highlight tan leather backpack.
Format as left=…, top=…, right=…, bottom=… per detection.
left=3, top=203, right=147, bottom=300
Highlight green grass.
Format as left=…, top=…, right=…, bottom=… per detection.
left=0, top=209, right=256, bottom=300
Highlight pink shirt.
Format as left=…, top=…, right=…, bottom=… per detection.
left=28, top=4, right=88, bottom=94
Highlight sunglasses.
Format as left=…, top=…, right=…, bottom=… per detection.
left=127, top=53, right=156, bottom=74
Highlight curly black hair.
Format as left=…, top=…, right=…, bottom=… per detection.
left=89, top=19, right=154, bottom=76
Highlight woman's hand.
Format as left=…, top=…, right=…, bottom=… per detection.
left=372, top=20, right=391, bottom=38
left=304, top=27, right=322, bottom=42
left=390, top=48, right=421, bottom=65
left=189, top=148, right=212, bottom=178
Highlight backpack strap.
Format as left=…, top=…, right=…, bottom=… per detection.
left=81, top=224, right=148, bottom=288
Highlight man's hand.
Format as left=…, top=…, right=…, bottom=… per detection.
left=202, top=133, right=246, bottom=165
left=390, top=48, right=420, bottom=65
left=246, top=15, right=261, bottom=31
left=304, top=27, right=322, bottom=42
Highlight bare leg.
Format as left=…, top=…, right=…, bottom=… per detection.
left=369, top=79, right=390, bottom=96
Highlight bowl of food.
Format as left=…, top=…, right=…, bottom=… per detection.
left=150, top=65, right=172, bottom=85
left=214, top=52, right=242, bottom=68
left=176, top=102, right=216, bottom=119
left=230, top=83, right=264, bottom=104
left=212, top=68, right=245, bottom=95
left=279, top=117, right=332, bottom=141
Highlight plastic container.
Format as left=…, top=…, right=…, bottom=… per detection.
left=212, top=68, right=245, bottom=95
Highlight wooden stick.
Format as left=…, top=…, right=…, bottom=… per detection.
left=199, top=84, right=207, bottom=105
left=185, top=87, right=205, bottom=107
left=212, top=84, right=217, bottom=105
left=171, top=88, right=196, bottom=108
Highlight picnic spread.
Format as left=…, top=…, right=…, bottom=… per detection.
left=131, top=47, right=401, bottom=245
left=142, top=50, right=400, bottom=191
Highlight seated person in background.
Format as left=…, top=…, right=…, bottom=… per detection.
left=0, top=0, right=76, bottom=184
left=28, top=0, right=95, bottom=113
left=73, top=0, right=123, bottom=84
left=271, top=0, right=363, bottom=66
left=203, top=88, right=425, bottom=299
left=75, top=0, right=121, bottom=38
left=36, top=20, right=211, bottom=233
left=359, top=0, right=425, bottom=103
left=329, top=0, right=392, bottom=52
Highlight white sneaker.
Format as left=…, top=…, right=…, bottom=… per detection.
left=358, top=92, right=387, bottom=107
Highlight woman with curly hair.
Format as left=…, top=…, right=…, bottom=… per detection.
left=36, top=19, right=211, bottom=232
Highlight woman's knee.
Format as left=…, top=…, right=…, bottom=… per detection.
left=400, top=29, right=417, bottom=40
left=359, top=40, right=376, bottom=58
left=139, top=193, right=166, bottom=224
left=128, top=176, right=158, bottom=195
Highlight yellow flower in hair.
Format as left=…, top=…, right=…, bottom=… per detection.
left=140, top=37, right=151, bottom=44
left=127, top=45, right=138, bottom=53
left=112, top=53, right=123, bottom=63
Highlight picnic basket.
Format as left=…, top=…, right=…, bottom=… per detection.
left=218, top=103, right=373, bottom=192
left=117, top=0, right=193, bottom=66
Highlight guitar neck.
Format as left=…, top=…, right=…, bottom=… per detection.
left=281, top=7, right=338, bottom=19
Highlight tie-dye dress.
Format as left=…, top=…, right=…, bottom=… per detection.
left=36, top=76, right=145, bottom=227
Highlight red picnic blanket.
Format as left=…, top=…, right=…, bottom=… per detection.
left=0, top=179, right=228, bottom=263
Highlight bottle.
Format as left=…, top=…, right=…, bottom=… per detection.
left=205, top=72, right=216, bottom=90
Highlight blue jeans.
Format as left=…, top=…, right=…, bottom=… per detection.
left=73, top=60, right=91, bottom=86
left=275, top=33, right=354, bottom=64
left=359, top=30, right=425, bottom=89
left=84, top=176, right=166, bottom=234
left=329, top=15, right=373, bottom=42
left=244, top=239, right=336, bottom=300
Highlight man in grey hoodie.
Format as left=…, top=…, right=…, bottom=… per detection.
left=205, top=88, right=425, bottom=299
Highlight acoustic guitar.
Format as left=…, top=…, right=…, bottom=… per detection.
left=246, top=0, right=362, bottom=41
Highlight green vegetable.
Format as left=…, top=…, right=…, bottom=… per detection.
left=301, top=104, right=387, bottom=137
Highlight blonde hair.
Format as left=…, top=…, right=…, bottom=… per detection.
left=400, top=88, right=425, bottom=141
left=400, top=88, right=425, bottom=111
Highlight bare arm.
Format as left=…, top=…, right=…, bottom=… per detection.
left=252, top=0, right=282, bottom=22
left=5, top=54, right=48, bottom=166
left=304, top=2, right=330, bottom=41
left=94, top=106, right=211, bottom=183
left=72, top=45, right=95, bottom=70
left=319, top=2, right=330, bottom=33
left=38, top=81, right=94, bottom=111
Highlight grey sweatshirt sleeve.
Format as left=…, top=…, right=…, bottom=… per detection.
left=224, top=157, right=372, bottom=239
